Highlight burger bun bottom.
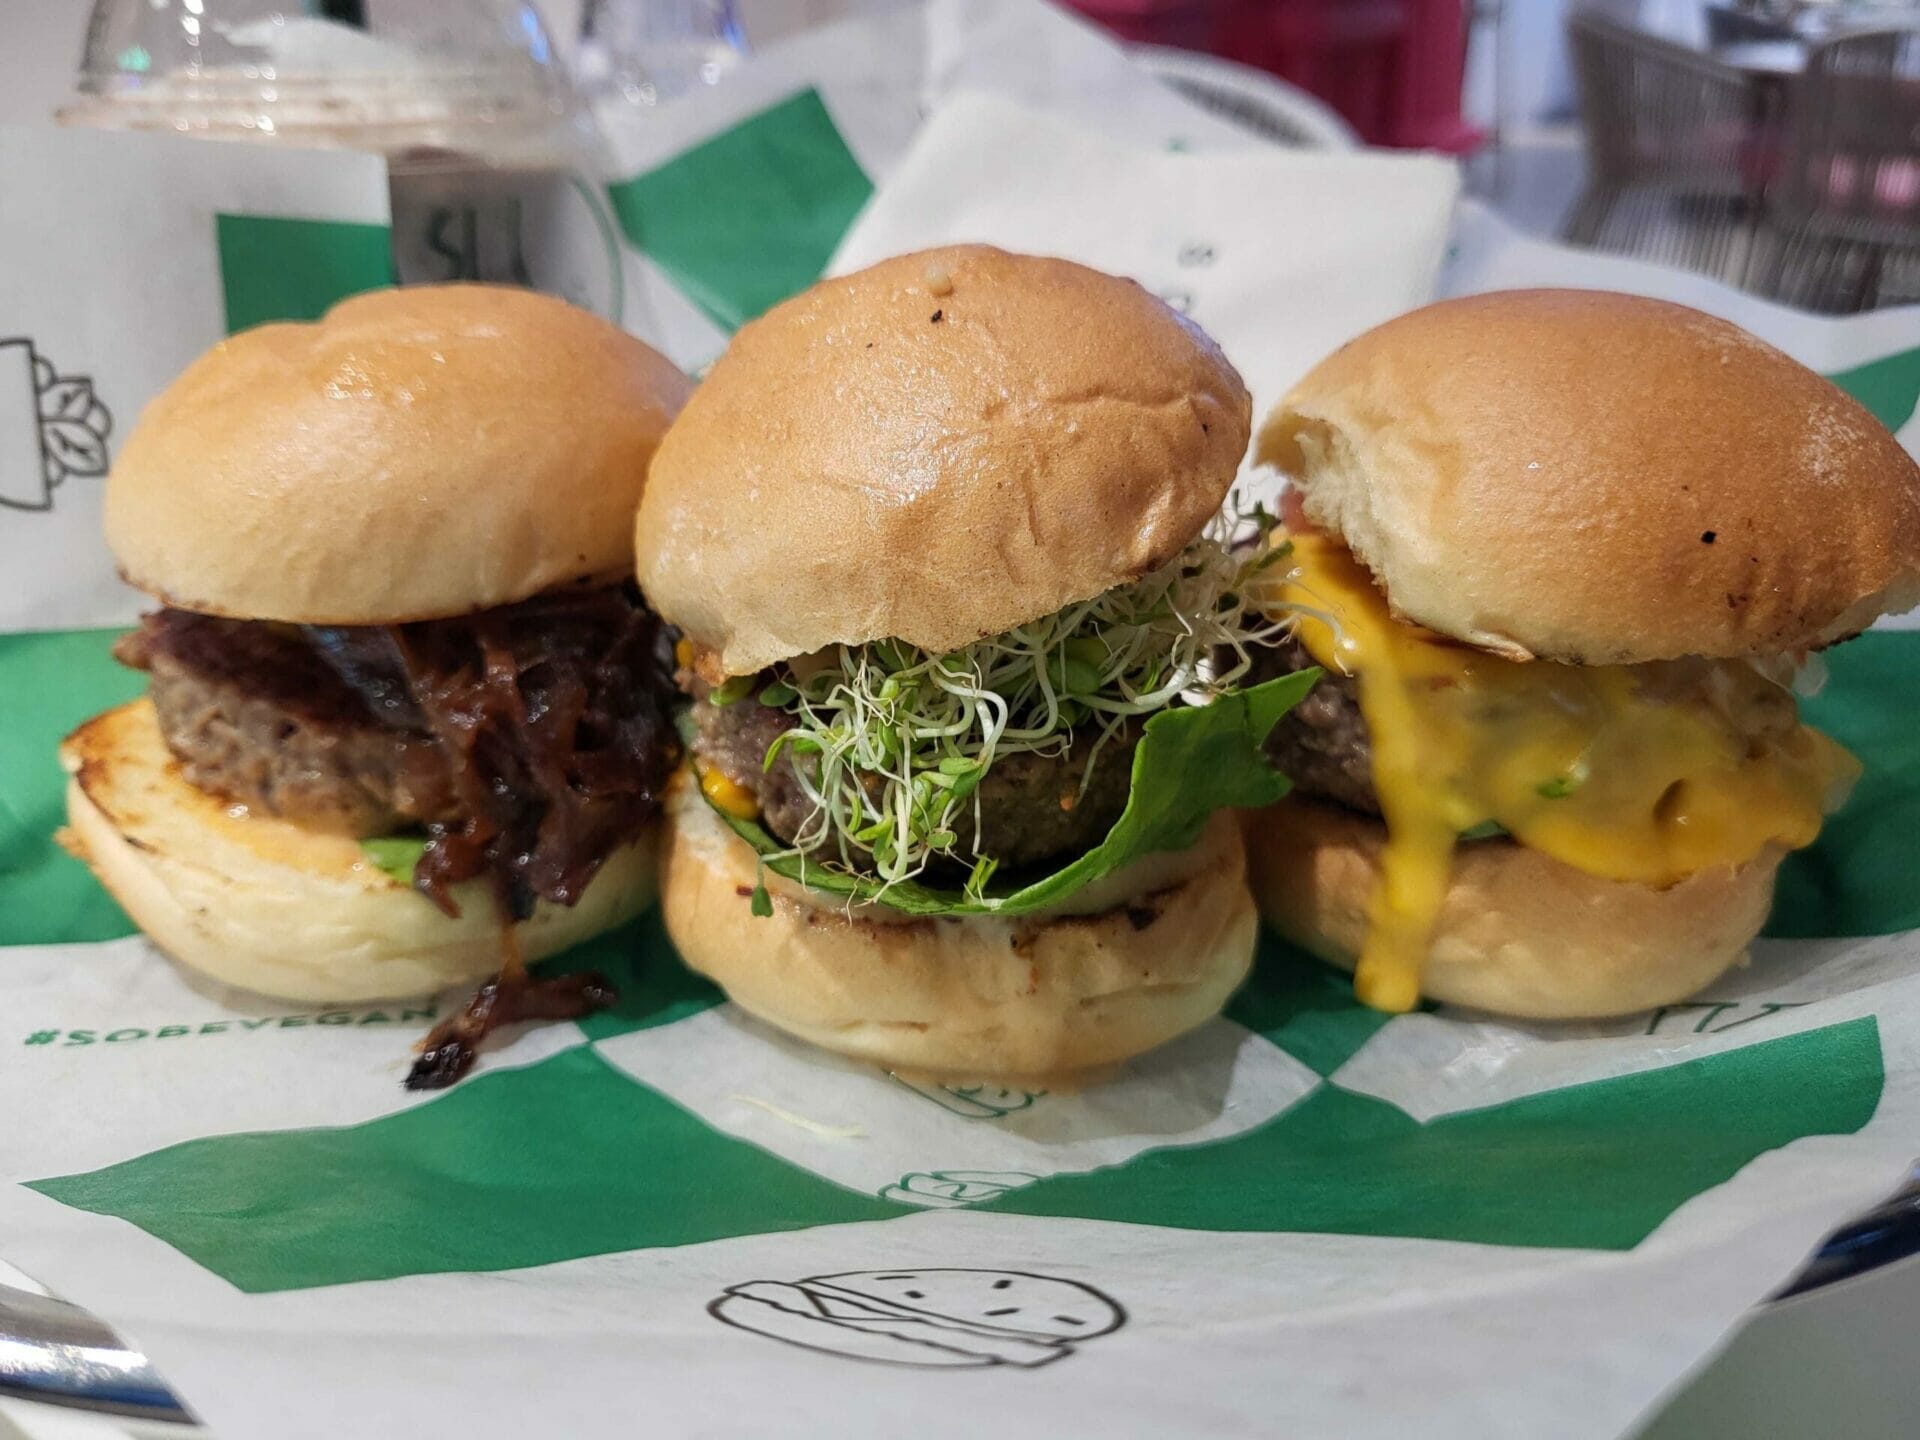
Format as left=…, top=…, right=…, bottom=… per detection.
left=60, top=700, right=655, bottom=1004
left=1245, top=796, right=1783, bottom=1020
left=660, top=773, right=1258, bottom=1081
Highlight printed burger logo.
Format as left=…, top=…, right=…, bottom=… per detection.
left=709, top=1268, right=1125, bottom=1368
left=1, top=338, right=113, bottom=512
left=879, top=1171, right=1040, bottom=1209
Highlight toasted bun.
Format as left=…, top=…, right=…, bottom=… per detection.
left=108, top=285, right=693, bottom=624
left=658, top=775, right=1257, bottom=1079
left=1259, top=290, right=1920, bottom=663
left=1244, top=797, right=1783, bottom=1019
left=637, top=246, right=1251, bottom=677
left=61, top=701, right=654, bottom=1003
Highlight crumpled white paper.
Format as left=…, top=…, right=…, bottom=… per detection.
left=830, top=90, right=1458, bottom=415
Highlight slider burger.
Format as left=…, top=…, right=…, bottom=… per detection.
left=635, top=245, right=1315, bottom=1079
left=62, top=285, right=692, bottom=1083
left=1246, top=289, right=1920, bottom=1018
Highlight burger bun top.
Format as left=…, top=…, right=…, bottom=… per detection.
left=636, top=245, right=1251, bottom=677
left=108, top=284, right=693, bottom=625
left=1258, top=289, right=1920, bottom=663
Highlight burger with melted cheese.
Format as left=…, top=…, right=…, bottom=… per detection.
left=636, top=245, right=1313, bottom=1080
left=1246, top=289, right=1920, bottom=1019
left=61, top=285, right=692, bottom=1082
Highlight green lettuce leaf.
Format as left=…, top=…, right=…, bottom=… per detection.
left=360, top=833, right=428, bottom=886
left=710, top=669, right=1321, bottom=917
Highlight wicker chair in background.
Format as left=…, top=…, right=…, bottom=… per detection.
left=1750, top=24, right=1920, bottom=313
left=1563, top=8, right=1782, bottom=287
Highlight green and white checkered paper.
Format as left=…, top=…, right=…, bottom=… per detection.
left=4, top=5, right=1920, bottom=1436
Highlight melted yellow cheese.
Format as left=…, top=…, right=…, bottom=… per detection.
left=697, top=760, right=760, bottom=820
left=1277, top=532, right=1860, bottom=1013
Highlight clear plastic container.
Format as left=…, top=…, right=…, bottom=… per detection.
left=58, top=0, right=629, bottom=321
left=576, top=0, right=748, bottom=109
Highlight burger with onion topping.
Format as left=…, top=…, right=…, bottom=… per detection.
left=1244, top=289, right=1920, bottom=1018
left=61, top=285, right=691, bottom=1083
left=635, top=246, right=1315, bottom=1080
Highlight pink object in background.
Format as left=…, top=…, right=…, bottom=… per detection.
left=1062, top=0, right=1481, bottom=153
left=1062, top=0, right=1225, bottom=50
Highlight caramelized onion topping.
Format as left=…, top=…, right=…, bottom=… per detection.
left=309, top=584, right=678, bottom=921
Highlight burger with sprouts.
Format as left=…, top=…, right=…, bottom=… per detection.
left=635, top=246, right=1314, bottom=1079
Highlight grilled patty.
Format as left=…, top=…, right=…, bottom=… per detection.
left=117, top=612, right=458, bottom=837
left=1248, top=633, right=1807, bottom=822
left=1252, top=633, right=1379, bottom=815
left=116, top=590, right=678, bottom=918
left=690, top=688, right=1140, bottom=875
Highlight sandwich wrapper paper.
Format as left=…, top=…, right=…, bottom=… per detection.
left=0, top=127, right=391, bottom=635
left=5, top=3, right=1920, bottom=1435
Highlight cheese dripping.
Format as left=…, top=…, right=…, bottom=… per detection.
left=1275, top=532, right=1859, bottom=1013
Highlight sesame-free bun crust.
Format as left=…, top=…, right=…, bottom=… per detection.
left=1259, top=289, right=1920, bottom=663
left=61, top=701, right=655, bottom=1003
left=108, top=285, right=693, bottom=624
left=636, top=246, right=1251, bottom=677
left=659, top=775, right=1257, bottom=1079
left=1245, top=797, right=1783, bottom=1019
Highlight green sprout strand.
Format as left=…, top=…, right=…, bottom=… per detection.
left=749, top=514, right=1297, bottom=901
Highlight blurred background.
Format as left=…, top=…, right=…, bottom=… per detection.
left=7, top=0, right=1918, bottom=312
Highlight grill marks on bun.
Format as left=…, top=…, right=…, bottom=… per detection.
left=657, top=776, right=1258, bottom=1080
